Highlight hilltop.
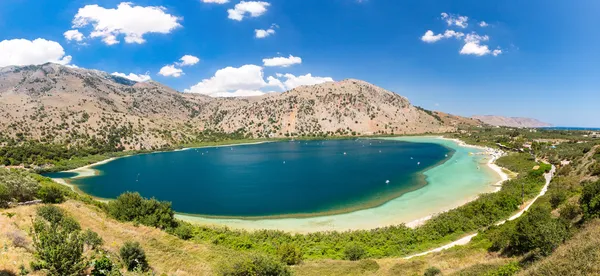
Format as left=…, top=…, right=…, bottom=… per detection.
left=0, top=63, right=480, bottom=150
left=472, top=115, right=552, bottom=128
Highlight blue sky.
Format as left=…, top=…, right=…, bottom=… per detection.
left=0, top=0, right=598, bottom=127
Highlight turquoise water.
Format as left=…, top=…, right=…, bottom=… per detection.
left=47, top=139, right=452, bottom=217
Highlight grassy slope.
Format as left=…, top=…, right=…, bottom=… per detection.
left=0, top=200, right=236, bottom=275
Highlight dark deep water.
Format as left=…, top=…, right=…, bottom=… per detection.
left=46, top=140, right=452, bottom=217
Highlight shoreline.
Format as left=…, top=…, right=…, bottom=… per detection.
left=49, top=136, right=509, bottom=233
left=404, top=137, right=508, bottom=228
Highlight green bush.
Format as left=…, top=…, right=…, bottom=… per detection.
left=0, top=168, right=39, bottom=205
left=217, top=253, right=292, bottom=276
left=344, top=243, right=366, bottom=261
left=108, top=192, right=176, bottom=229
left=82, top=229, right=104, bottom=250
left=91, top=255, right=121, bottom=276
left=172, top=223, right=194, bottom=240
left=509, top=205, right=568, bottom=256
left=559, top=202, right=581, bottom=221
left=37, top=183, right=67, bottom=204
left=423, top=266, right=442, bottom=276
left=31, top=206, right=86, bottom=275
left=580, top=180, right=600, bottom=219
left=120, top=241, right=149, bottom=272
left=277, top=244, right=303, bottom=265
left=549, top=190, right=567, bottom=209
left=0, top=184, right=10, bottom=208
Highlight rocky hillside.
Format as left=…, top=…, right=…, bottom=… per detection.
left=0, top=63, right=478, bottom=150
left=472, top=115, right=552, bottom=128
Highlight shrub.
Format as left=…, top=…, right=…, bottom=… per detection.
left=82, top=229, right=104, bottom=250
left=580, top=180, right=600, bottom=219
left=344, top=243, right=366, bottom=261
left=277, top=243, right=303, bottom=265
left=92, top=255, right=121, bottom=276
left=120, top=241, right=149, bottom=272
left=31, top=206, right=86, bottom=275
left=0, top=184, right=10, bottom=208
left=37, top=184, right=67, bottom=204
left=217, top=253, right=292, bottom=276
left=0, top=169, right=39, bottom=203
left=423, top=266, right=442, bottom=276
left=6, top=230, right=29, bottom=249
left=509, top=205, right=568, bottom=256
left=172, top=223, right=194, bottom=240
left=559, top=202, right=581, bottom=221
left=549, top=190, right=567, bottom=209
left=108, top=192, right=176, bottom=229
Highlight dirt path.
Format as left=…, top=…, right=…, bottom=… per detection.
left=404, top=165, right=556, bottom=259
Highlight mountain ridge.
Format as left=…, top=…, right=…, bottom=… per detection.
left=472, top=115, right=552, bottom=128
left=0, top=63, right=480, bottom=150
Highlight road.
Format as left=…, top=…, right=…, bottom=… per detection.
left=404, top=165, right=556, bottom=259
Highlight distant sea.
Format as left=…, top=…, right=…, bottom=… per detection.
left=542, top=127, right=600, bottom=131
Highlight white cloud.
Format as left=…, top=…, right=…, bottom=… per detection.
left=111, top=72, right=151, bottom=82
left=421, top=29, right=464, bottom=43
left=279, top=73, right=334, bottom=90
left=185, top=64, right=333, bottom=97
left=464, top=33, right=489, bottom=43
left=228, top=1, right=270, bottom=21
left=480, top=21, right=489, bottom=27
left=0, top=38, right=72, bottom=67
left=460, top=42, right=490, bottom=56
left=158, top=65, right=184, bottom=77
left=178, top=55, right=200, bottom=66
left=492, top=49, right=502, bottom=56
left=72, top=2, right=181, bottom=45
left=441, top=12, right=468, bottom=28
left=64, top=29, right=85, bottom=42
left=263, top=55, right=302, bottom=67
left=421, top=30, right=443, bottom=43
left=255, top=28, right=275, bottom=38
left=202, top=0, right=229, bottom=3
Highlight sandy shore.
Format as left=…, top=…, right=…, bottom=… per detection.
left=404, top=137, right=508, bottom=228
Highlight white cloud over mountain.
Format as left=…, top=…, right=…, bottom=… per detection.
left=228, top=1, right=270, bottom=21
left=158, top=65, right=184, bottom=77
left=0, top=38, right=72, bottom=67
left=185, top=64, right=333, bottom=97
left=111, top=72, right=151, bottom=82
left=72, top=2, right=182, bottom=45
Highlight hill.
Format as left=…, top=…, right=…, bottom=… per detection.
left=0, top=63, right=479, bottom=151
left=472, top=115, right=552, bottom=128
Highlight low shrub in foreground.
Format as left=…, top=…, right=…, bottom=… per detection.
left=217, top=253, right=291, bottom=276
left=120, top=241, right=149, bottom=272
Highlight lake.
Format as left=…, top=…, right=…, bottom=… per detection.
left=47, top=139, right=452, bottom=217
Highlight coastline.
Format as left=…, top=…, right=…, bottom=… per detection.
left=48, top=136, right=509, bottom=233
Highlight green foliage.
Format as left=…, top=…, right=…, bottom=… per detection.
left=31, top=206, right=86, bottom=276
left=491, top=262, right=520, bottom=276
left=549, top=189, right=567, bottom=209
left=171, top=223, right=194, bottom=240
left=509, top=205, right=568, bottom=256
left=120, top=241, right=149, bottom=272
left=37, top=183, right=67, bottom=204
left=217, top=253, right=292, bottom=276
left=423, top=266, right=442, bottom=276
left=92, top=255, right=121, bottom=276
left=0, top=168, right=40, bottom=205
left=277, top=244, right=303, bottom=265
left=82, top=229, right=104, bottom=250
left=496, top=153, right=537, bottom=173
left=580, top=180, right=600, bottom=219
left=559, top=202, right=581, bottom=221
left=108, top=192, right=176, bottom=229
left=344, top=243, right=366, bottom=261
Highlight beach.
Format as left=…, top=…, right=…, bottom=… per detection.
left=177, top=136, right=508, bottom=233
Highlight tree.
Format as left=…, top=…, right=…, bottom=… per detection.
left=580, top=180, right=600, bottom=219
left=82, top=229, right=104, bottom=250
left=120, top=241, right=149, bottom=272
left=108, top=192, right=176, bottom=229
left=31, top=206, right=86, bottom=276
left=0, top=168, right=39, bottom=203
left=92, top=255, right=121, bottom=276
left=38, top=184, right=67, bottom=204
left=424, top=266, right=442, bottom=276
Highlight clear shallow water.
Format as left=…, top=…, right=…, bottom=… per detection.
left=46, top=139, right=451, bottom=217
